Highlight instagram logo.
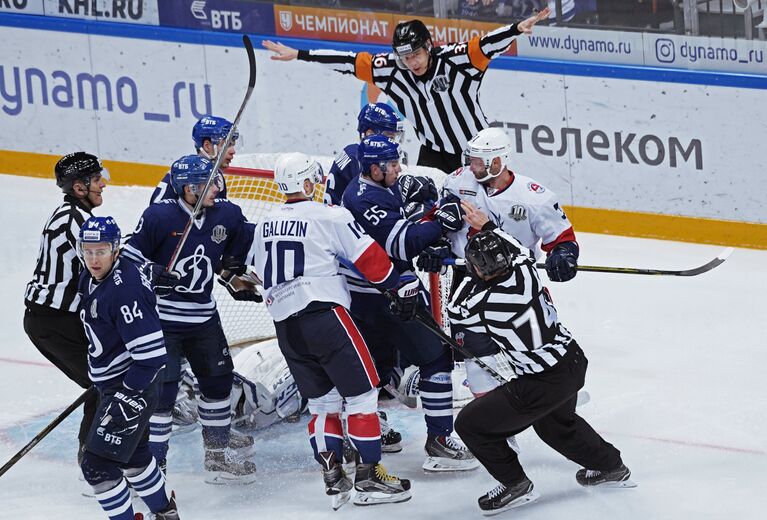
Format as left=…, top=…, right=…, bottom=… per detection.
left=656, top=38, right=675, bottom=63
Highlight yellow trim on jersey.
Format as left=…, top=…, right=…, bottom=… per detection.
left=2, top=149, right=765, bottom=249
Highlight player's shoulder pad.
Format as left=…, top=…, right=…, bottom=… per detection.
left=111, top=257, right=154, bottom=294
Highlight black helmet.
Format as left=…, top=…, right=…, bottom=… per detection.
left=465, top=231, right=519, bottom=279
left=55, top=152, right=107, bottom=194
left=392, top=20, right=432, bottom=56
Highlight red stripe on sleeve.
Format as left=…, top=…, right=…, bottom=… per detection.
left=353, top=242, right=395, bottom=284
left=542, top=227, right=577, bottom=253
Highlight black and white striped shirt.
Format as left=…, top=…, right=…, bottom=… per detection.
left=297, top=24, right=522, bottom=155
left=25, top=195, right=92, bottom=313
left=447, top=229, right=573, bottom=375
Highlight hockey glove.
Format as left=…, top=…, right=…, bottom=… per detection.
left=150, top=264, right=181, bottom=298
left=221, top=255, right=247, bottom=276
left=403, top=201, right=437, bottom=223
left=545, top=242, right=579, bottom=282
left=100, top=387, right=147, bottom=437
left=218, top=271, right=263, bottom=302
left=416, top=239, right=452, bottom=273
left=434, top=195, right=465, bottom=232
left=399, top=174, right=438, bottom=204
left=388, top=275, right=420, bottom=321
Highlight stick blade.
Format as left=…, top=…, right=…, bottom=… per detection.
left=242, top=34, right=256, bottom=88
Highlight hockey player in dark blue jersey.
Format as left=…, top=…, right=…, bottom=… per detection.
left=124, top=155, right=258, bottom=484
left=324, top=103, right=404, bottom=206
left=342, top=135, right=479, bottom=472
left=149, top=116, right=239, bottom=204
left=77, top=216, right=179, bottom=520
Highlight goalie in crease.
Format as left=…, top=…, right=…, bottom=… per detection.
left=122, top=155, right=259, bottom=484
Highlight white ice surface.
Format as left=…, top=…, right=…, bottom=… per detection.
left=1, top=174, right=766, bottom=519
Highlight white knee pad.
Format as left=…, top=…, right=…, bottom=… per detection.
left=466, top=356, right=502, bottom=395
left=343, top=388, right=378, bottom=415
left=308, top=387, right=343, bottom=415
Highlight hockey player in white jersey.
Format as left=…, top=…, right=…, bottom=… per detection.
left=419, top=127, right=580, bottom=400
left=247, top=153, right=415, bottom=508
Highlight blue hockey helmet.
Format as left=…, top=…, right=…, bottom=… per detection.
left=357, top=103, right=404, bottom=141
left=192, top=116, right=239, bottom=150
left=359, top=134, right=402, bottom=175
left=79, top=216, right=121, bottom=254
left=169, top=155, right=216, bottom=196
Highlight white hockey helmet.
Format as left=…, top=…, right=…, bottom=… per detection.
left=464, top=127, right=513, bottom=182
left=273, top=152, right=324, bottom=197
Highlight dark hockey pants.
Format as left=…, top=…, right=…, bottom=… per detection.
left=23, top=306, right=98, bottom=446
left=455, top=342, right=622, bottom=485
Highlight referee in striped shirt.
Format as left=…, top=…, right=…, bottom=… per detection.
left=263, top=8, right=549, bottom=173
left=23, top=152, right=108, bottom=454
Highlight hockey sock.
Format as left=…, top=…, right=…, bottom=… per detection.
left=308, top=413, right=344, bottom=464
left=125, top=458, right=170, bottom=513
left=148, top=410, right=172, bottom=463
left=198, top=396, right=232, bottom=449
left=148, top=380, right=179, bottom=463
left=93, top=478, right=135, bottom=520
left=347, top=412, right=382, bottom=464
left=419, top=354, right=454, bottom=436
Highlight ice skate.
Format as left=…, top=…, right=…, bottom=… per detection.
left=171, top=393, right=199, bottom=436
left=319, top=451, right=353, bottom=510
left=478, top=478, right=539, bottom=516
left=204, top=446, right=257, bottom=485
left=423, top=434, right=480, bottom=472
left=353, top=463, right=411, bottom=505
left=576, top=463, right=636, bottom=488
left=341, top=437, right=359, bottom=478
left=378, top=411, right=402, bottom=453
left=228, top=429, right=256, bottom=458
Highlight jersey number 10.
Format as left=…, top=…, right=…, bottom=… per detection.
left=262, top=240, right=305, bottom=289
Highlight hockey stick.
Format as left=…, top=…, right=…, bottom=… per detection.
left=445, top=247, right=733, bottom=277
left=166, top=35, right=257, bottom=273
left=0, top=387, right=96, bottom=478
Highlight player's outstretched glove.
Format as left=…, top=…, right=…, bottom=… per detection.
left=218, top=271, right=263, bottom=302
left=416, top=239, right=452, bottom=273
left=388, top=275, right=420, bottom=321
left=545, top=242, right=579, bottom=282
left=434, top=194, right=465, bottom=232
left=100, top=387, right=147, bottom=437
left=399, top=174, right=438, bottom=204
left=149, top=263, right=181, bottom=297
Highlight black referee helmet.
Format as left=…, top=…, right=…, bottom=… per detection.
left=465, top=231, right=520, bottom=279
left=55, top=152, right=107, bottom=194
left=392, top=20, right=433, bottom=56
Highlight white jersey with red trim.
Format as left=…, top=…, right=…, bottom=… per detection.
left=248, top=200, right=397, bottom=321
left=442, top=167, right=576, bottom=258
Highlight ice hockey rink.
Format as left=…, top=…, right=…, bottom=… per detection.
left=1, top=173, right=765, bottom=519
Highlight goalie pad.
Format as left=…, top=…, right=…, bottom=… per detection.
left=230, top=342, right=304, bottom=431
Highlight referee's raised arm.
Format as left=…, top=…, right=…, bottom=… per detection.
left=263, top=8, right=550, bottom=174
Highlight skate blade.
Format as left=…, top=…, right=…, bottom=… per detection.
left=353, top=489, right=412, bottom=506
left=597, top=478, right=637, bottom=489
left=331, top=491, right=351, bottom=510
left=422, top=456, right=480, bottom=472
left=204, top=471, right=258, bottom=485
left=381, top=442, right=403, bottom=454
left=481, top=491, right=540, bottom=516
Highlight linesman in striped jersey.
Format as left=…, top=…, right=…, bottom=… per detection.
left=450, top=229, right=634, bottom=515
left=23, top=152, right=108, bottom=458
left=263, top=8, right=550, bottom=173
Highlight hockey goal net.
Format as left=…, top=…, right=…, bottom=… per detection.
left=215, top=153, right=448, bottom=348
